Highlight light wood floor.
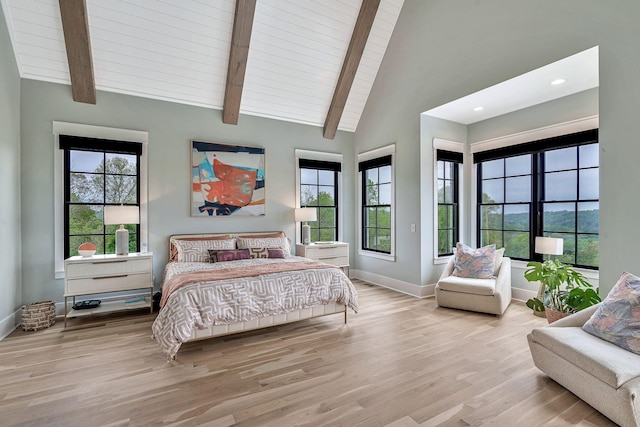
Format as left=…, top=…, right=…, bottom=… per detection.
left=1, top=280, right=614, bottom=427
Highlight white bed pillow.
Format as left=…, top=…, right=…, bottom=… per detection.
left=236, top=236, right=291, bottom=257
left=173, top=238, right=236, bottom=262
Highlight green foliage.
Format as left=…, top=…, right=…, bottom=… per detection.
left=524, top=259, right=601, bottom=314
left=68, top=154, right=138, bottom=255
left=479, top=192, right=599, bottom=267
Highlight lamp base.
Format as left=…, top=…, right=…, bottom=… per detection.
left=302, top=224, right=311, bottom=245
left=115, top=226, right=129, bottom=256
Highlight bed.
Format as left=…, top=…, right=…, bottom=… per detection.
left=152, top=231, right=358, bottom=359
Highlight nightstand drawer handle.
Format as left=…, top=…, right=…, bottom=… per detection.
left=318, top=246, right=337, bottom=249
left=319, top=256, right=339, bottom=260
left=92, top=260, right=128, bottom=264
left=93, top=274, right=129, bottom=280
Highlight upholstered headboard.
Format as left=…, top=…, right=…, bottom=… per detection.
left=168, top=231, right=286, bottom=262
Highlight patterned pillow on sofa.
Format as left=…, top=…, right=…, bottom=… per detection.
left=582, top=271, right=640, bottom=355
left=452, top=242, right=496, bottom=279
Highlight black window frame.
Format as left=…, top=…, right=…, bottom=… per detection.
left=475, top=129, right=599, bottom=269
left=437, top=150, right=463, bottom=256
left=359, top=155, right=392, bottom=254
left=299, top=158, right=341, bottom=242
left=61, top=135, right=141, bottom=258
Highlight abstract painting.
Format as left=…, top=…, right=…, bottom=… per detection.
left=191, top=141, right=265, bottom=216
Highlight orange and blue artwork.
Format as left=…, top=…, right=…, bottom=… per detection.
left=191, top=141, right=265, bottom=216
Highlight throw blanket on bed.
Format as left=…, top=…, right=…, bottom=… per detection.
left=152, top=257, right=358, bottom=359
left=160, top=260, right=345, bottom=308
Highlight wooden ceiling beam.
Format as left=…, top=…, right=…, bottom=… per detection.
left=323, top=0, right=380, bottom=139
left=59, top=0, right=96, bottom=104
left=223, top=0, right=257, bottom=125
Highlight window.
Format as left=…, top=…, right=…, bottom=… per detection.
left=360, top=155, right=392, bottom=254
left=60, top=135, right=142, bottom=258
left=437, top=150, right=462, bottom=256
left=299, top=159, right=340, bottom=242
left=476, top=129, right=598, bottom=268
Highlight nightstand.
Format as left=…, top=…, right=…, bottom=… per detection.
left=296, top=242, right=349, bottom=274
left=63, top=252, right=154, bottom=327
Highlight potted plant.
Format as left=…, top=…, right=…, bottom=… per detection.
left=524, top=259, right=601, bottom=323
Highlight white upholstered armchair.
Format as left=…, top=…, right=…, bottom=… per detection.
left=435, top=255, right=512, bottom=315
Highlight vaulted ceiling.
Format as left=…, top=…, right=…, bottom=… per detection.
left=1, top=0, right=404, bottom=138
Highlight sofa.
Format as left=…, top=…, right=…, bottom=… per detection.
left=527, top=303, right=640, bottom=427
left=435, top=255, right=511, bottom=315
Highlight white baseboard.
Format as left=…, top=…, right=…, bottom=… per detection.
left=0, top=309, right=19, bottom=341
left=511, top=287, right=537, bottom=303
left=351, top=269, right=433, bottom=298
left=351, top=269, right=537, bottom=304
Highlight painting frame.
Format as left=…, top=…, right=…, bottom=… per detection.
left=191, top=140, right=265, bottom=217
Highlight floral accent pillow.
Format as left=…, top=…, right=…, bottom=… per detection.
left=208, top=249, right=250, bottom=263
left=582, top=272, right=640, bottom=355
left=174, top=238, right=236, bottom=262
left=452, top=242, right=496, bottom=279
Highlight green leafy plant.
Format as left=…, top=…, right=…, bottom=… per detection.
left=524, top=259, right=601, bottom=314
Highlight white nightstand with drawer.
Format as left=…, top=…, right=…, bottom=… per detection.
left=296, top=242, right=349, bottom=274
left=63, top=252, right=153, bottom=327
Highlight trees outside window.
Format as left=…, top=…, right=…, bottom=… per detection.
left=360, top=155, right=392, bottom=254
left=476, top=129, right=598, bottom=268
left=299, top=159, right=340, bottom=242
left=61, top=136, right=141, bottom=258
left=437, top=150, right=462, bottom=256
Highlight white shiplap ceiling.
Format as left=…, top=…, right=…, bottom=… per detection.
left=1, top=0, right=404, bottom=133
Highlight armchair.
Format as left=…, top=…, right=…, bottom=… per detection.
left=435, top=255, right=512, bottom=315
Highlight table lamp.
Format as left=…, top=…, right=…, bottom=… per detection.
left=533, top=236, right=564, bottom=316
left=104, top=205, right=139, bottom=255
left=535, top=236, right=563, bottom=258
left=295, top=207, right=317, bottom=245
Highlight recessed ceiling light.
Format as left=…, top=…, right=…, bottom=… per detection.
left=551, top=78, right=566, bottom=85
left=473, top=106, right=484, bottom=112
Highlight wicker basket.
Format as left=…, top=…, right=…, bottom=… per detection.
left=21, top=301, right=56, bottom=331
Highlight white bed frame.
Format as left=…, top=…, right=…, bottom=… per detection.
left=168, top=232, right=347, bottom=349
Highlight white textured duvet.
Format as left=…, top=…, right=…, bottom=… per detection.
left=152, top=257, right=358, bottom=358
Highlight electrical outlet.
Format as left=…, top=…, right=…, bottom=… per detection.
left=410, top=224, right=416, bottom=232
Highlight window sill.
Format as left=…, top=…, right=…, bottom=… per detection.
left=358, top=250, right=395, bottom=262
left=433, top=256, right=452, bottom=265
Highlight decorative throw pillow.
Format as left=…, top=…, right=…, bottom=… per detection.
left=582, top=272, right=640, bottom=355
left=267, top=248, right=285, bottom=259
left=236, top=236, right=291, bottom=257
left=452, top=242, right=496, bottom=279
left=246, top=248, right=287, bottom=259
left=208, top=248, right=250, bottom=263
left=174, top=238, right=236, bottom=262
left=248, top=248, right=270, bottom=259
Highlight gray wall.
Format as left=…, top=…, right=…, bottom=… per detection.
left=0, top=5, right=21, bottom=329
left=20, top=79, right=354, bottom=304
left=355, top=0, right=637, bottom=296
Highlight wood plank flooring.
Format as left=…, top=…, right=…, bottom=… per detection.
left=0, top=280, right=615, bottom=426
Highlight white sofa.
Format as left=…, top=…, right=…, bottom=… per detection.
left=435, top=255, right=511, bottom=315
left=528, top=303, right=640, bottom=427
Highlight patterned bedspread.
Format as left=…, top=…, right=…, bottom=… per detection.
left=152, top=257, right=358, bottom=358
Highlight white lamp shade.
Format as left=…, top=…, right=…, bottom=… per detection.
left=295, top=207, right=317, bottom=222
left=104, top=205, right=140, bottom=225
left=535, top=236, right=563, bottom=255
